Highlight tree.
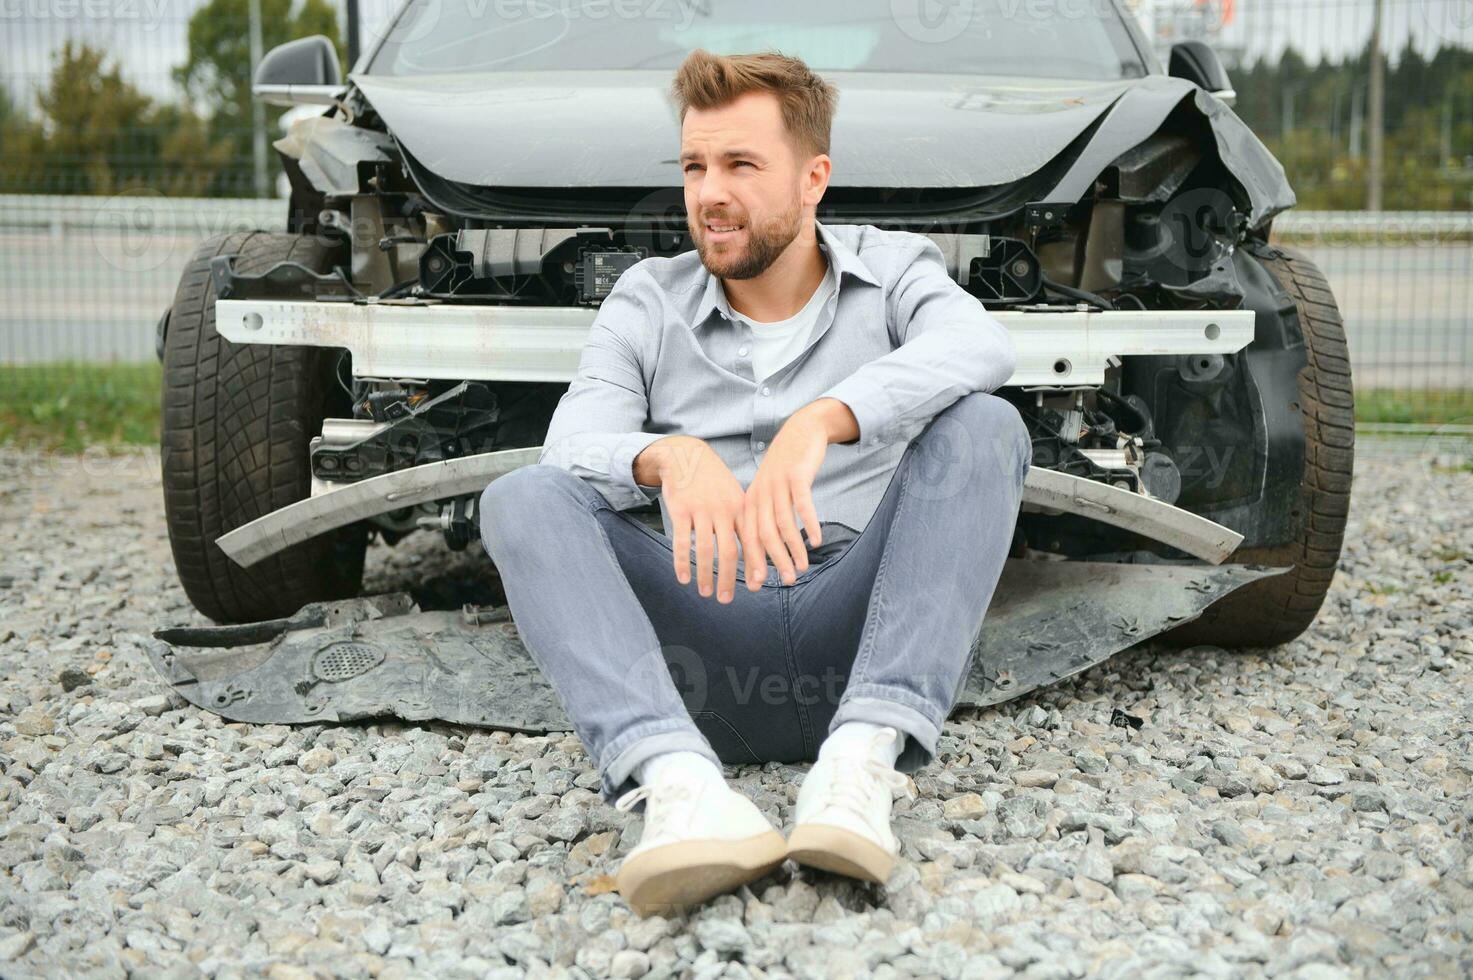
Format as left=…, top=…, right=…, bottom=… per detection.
left=152, top=103, right=238, bottom=197
left=0, top=83, right=47, bottom=193
left=173, top=0, right=345, bottom=195
left=35, top=41, right=157, bottom=194
left=1234, top=41, right=1473, bottom=209
left=0, top=42, right=233, bottom=196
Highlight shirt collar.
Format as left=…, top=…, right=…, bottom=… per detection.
left=690, top=219, right=881, bottom=330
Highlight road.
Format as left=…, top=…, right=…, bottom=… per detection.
left=1306, top=243, right=1473, bottom=390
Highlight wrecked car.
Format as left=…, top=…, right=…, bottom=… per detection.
left=151, top=0, right=1353, bottom=730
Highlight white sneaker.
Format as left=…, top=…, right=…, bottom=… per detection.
left=786, top=725, right=916, bottom=884
left=613, top=772, right=787, bottom=917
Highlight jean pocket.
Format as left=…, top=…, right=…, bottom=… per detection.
left=690, top=710, right=761, bottom=765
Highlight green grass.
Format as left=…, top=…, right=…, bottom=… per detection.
left=0, top=362, right=163, bottom=453
left=0, top=362, right=1470, bottom=453
left=1434, top=458, right=1473, bottom=475
left=1273, top=231, right=1473, bottom=246
left=1354, top=388, right=1473, bottom=426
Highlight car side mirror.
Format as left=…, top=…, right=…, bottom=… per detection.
left=253, top=35, right=344, bottom=107
left=1168, top=40, right=1236, bottom=107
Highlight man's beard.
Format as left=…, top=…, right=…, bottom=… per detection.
left=690, top=194, right=803, bottom=281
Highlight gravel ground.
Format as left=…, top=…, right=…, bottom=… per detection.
left=0, top=444, right=1469, bottom=979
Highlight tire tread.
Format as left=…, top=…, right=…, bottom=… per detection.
left=1161, top=244, right=1354, bottom=648
left=160, top=232, right=367, bottom=623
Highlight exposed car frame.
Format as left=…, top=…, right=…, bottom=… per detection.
left=150, top=1, right=1355, bottom=729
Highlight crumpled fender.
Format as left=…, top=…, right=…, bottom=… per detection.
left=1043, top=74, right=1296, bottom=230
left=273, top=114, right=396, bottom=197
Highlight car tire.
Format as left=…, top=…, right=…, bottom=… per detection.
left=161, top=231, right=367, bottom=624
left=1160, top=244, right=1355, bottom=648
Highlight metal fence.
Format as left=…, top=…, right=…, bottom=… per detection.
left=3, top=196, right=1467, bottom=393
left=1, top=0, right=1472, bottom=427
left=1274, top=211, right=1473, bottom=394
left=0, top=195, right=284, bottom=364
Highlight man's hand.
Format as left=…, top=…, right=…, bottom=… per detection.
left=634, top=435, right=748, bottom=603
left=743, top=398, right=860, bottom=590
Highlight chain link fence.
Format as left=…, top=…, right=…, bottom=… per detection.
left=1, top=0, right=1471, bottom=448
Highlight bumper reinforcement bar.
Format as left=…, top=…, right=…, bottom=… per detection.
left=215, top=448, right=1247, bottom=568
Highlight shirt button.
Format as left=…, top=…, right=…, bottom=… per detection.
left=738, top=346, right=749, bottom=356
left=755, top=440, right=766, bottom=451
left=761, top=386, right=771, bottom=396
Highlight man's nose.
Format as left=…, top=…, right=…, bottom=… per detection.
left=697, top=169, right=730, bottom=210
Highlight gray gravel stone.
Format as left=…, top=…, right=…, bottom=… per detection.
left=970, top=884, right=1022, bottom=923
left=0, top=932, right=36, bottom=961
left=609, top=948, right=651, bottom=978
left=1, top=448, right=1468, bottom=978
left=57, top=667, right=92, bottom=692
left=693, top=917, right=749, bottom=954
left=996, top=796, right=1047, bottom=839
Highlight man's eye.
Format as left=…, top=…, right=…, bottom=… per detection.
left=684, top=164, right=702, bottom=173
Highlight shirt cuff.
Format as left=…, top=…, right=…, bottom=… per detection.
left=819, top=373, right=897, bottom=452
left=612, top=431, right=667, bottom=506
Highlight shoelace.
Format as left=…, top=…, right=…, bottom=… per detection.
left=813, top=727, right=916, bottom=823
left=615, top=776, right=704, bottom=844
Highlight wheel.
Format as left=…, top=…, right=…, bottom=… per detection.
left=160, top=231, right=367, bottom=624
left=1160, top=244, right=1354, bottom=648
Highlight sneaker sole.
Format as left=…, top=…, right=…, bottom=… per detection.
left=616, top=829, right=788, bottom=917
left=785, top=822, right=897, bottom=884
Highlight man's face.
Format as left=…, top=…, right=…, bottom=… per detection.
left=679, top=90, right=826, bottom=280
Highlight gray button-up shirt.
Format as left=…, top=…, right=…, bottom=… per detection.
left=540, top=220, right=1018, bottom=560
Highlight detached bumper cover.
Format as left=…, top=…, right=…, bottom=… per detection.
left=147, top=561, right=1288, bottom=731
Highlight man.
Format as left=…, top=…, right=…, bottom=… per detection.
left=479, top=49, right=1030, bottom=917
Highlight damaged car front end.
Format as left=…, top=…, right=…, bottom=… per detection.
left=152, top=1, right=1353, bottom=731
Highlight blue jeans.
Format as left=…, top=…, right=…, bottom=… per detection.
left=479, top=391, right=1031, bottom=807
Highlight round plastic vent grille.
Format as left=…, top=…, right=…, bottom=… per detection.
left=312, top=643, right=384, bottom=682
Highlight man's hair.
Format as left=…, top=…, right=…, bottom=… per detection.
left=671, top=49, right=839, bottom=161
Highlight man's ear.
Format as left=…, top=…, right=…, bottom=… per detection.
left=804, top=154, right=832, bottom=208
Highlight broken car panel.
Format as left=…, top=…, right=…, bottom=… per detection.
left=152, top=1, right=1354, bottom=729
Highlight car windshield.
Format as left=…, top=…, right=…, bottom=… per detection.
left=366, top=0, right=1147, bottom=80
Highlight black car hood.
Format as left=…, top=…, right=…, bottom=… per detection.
left=352, top=69, right=1294, bottom=229
left=352, top=69, right=1135, bottom=188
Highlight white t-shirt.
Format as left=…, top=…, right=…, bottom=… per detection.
left=726, top=261, right=837, bottom=383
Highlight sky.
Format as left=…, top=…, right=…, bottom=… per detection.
left=2, top=0, right=1471, bottom=111
left=1206, top=0, right=1473, bottom=65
